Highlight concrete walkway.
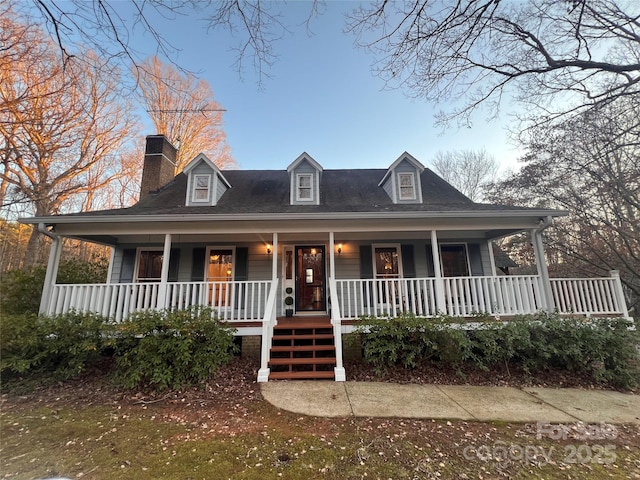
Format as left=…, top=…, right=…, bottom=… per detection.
left=261, top=381, right=640, bottom=424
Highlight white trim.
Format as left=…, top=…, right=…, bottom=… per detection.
left=21, top=208, right=569, bottom=225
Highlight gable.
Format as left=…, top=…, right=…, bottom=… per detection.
left=379, top=153, right=425, bottom=204
left=287, top=153, right=322, bottom=206
left=183, top=153, right=232, bottom=207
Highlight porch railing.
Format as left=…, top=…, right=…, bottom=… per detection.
left=46, top=280, right=274, bottom=322
left=550, top=276, right=628, bottom=317
left=334, top=274, right=627, bottom=319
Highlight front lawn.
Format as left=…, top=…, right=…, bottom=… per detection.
left=2, top=359, right=639, bottom=480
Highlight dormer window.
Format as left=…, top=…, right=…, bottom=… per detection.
left=296, top=173, right=313, bottom=201
left=398, top=172, right=416, bottom=200
left=183, top=153, right=232, bottom=207
left=192, top=174, right=212, bottom=203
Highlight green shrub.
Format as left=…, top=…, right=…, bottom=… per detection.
left=357, top=312, right=640, bottom=389
left=0, top=311, right=110, bottom=380
left=0, top=259, right=109, bottom=316
left=113, top=308, right=238, bottom=391
left=355, top=314, right=469, bottom=374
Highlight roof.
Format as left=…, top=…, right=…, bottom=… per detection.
left=19, top=167, right=568, bottom=224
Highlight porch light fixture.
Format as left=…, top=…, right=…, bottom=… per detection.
left=266, top=244, right=272, bottom=255
left=337, top=244, right=342, bottom=255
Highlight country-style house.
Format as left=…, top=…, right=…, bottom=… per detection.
left=20, top=135, right=630, bottom=382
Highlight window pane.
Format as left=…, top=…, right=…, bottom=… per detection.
left=298, top=187, right=311, bottom=199
left=299, top=175, right=311, bottom=187
left=138, top=251, right=163, bottom=281
left=398, top=173, right=415, bottom=199
left=440, top=245, right=469, bottom=276
left=374, top=247, right=399, bottom=278
left=196, top=176, right=209, bottom=188
left=207, top=250, right=234, bottom=281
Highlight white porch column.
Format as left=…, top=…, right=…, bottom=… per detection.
left=329, top=231, right=336, bottom=279
left=430, top=230, right=447, bottom=313
left=106, top=246, right=115, bottom=284
left=39, top=231, right=63, bottom=315
left=159, top=233, right=172, bottom=309
left=531, top=228, right=554, bottom=311
left=328, top=231, right=345, bottom=381
left=271, top=232, right=278, bottom=281
left=609, top=270, right=630, bottom=318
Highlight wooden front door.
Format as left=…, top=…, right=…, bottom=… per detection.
left=295, top=246, right=326, bottom=312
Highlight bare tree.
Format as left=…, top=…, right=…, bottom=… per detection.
left=137, top=57, right=235, bottom=172
left=0, top=13, right=138, bottom=265
left=485, top=97, right=640, bottom=314
left=346, top=0, right=640, bottom=129
left=431, top=149, right=499, bottom=201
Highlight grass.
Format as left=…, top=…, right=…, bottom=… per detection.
left=2, top=396, right=640, bottom=479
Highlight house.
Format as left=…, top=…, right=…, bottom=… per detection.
left=20, top=135, right=630, bottom=382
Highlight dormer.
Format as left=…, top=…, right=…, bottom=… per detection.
left=378, top=152, right=425, bottom=204
left=287, top=153, right=323, bottom=205
left=183, top=153, right=232, bottom=207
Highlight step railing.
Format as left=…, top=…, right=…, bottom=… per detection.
left=257, top=278, right=280, bottom=383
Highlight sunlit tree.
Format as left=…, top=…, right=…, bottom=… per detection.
left=0, top=9, right=138, bottom=265
left=137, top=56, right=234, bottom=172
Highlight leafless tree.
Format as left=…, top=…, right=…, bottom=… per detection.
left=430, top=149, right=499, bottom=201
left=0, top=12, right=139, bottom=265
left=346, top=0, right=640, bottom=129
left=137, top=57, right=235, bottom=172
left=485, top=97, right=640, bottom=314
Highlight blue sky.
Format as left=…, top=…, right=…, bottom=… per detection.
left=124, top=2, right=523, bottom=172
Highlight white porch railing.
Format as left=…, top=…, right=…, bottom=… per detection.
left=46, top=280, right=274, bottom=322
left=45, top=274, right=629, bottom=324
left=334, top=273, right=628, bottom=319
left=550, top=276, right=628, bottom=317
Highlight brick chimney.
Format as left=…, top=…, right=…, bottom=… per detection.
left=140, top=135, right=177, bottom=200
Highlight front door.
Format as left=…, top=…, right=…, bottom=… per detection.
left=295, top=246, right=325, bottom=312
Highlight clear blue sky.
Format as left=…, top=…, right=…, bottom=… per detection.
left=123, top=2, right=522, bottom=172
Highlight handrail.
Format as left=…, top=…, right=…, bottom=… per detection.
left=257, top=278, right=279, bottom=383
left=328, top=277, right=346, bottom=381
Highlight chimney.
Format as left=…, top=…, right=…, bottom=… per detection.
left=140, top=135, right=177, bottom=200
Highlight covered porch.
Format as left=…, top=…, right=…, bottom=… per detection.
left=35, top=224, right=630, bottom=383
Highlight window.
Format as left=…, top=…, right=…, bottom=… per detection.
left=296, top=173, right=313, bottom=201
left=372, top=245, right=402, bottom=279
left=398, top=172, right=416, bottom=200
left=136, top=249, right=163, bottom=282
left=440, top=244, right=470, bottom=277
left=206, top=247, right=234, bottom=306
left=192, top=174, right=211, bottom=202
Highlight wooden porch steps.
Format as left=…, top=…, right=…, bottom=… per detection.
left=268, top=316, right=336, bottom=380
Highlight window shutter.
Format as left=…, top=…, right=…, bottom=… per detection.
left=425, top=244, right=435, bottom=277
left=191, top=248, right=206, bottom=281
left=401, top=244, right=415, bottom=278
left=235, top=247, right=249, bottom=281
left=359, top=245, right=373, bottom=279
left=119, top=249, right=136, bottom=282
left=468, top=243, right=483, bottom=276
left=168, top=248, right=180, bottom=281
